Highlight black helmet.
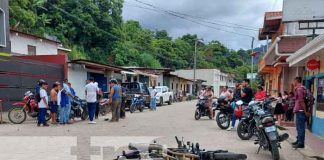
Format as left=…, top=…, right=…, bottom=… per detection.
left=217, top=96, right=227, bottom=104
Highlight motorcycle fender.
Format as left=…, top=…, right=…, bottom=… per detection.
left=266, top=131, right=278, bottom=141
left=12, top=102, right=25, bottom=107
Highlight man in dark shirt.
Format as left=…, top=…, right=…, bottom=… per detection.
left=233, top=83, right=241, bottom=101
left=240, top=79, right=253, bottom=104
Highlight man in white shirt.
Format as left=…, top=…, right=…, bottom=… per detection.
left=150, top=86, right=158, bottom=111
left=85, top=77, right=99, bottom=124
left=38, top=81, right=49, bottom=127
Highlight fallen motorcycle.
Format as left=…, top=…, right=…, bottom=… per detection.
left=115, top=136, right=247, bottom=160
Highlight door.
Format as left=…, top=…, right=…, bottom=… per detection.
left=89, top=72, right=108, bottom=92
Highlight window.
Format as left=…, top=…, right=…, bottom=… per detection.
left=28, top=45, right=36, bottom=55
left=0, top=8, right=5, bottom=47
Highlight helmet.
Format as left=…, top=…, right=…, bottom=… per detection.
left=24, top=91, right=33, bottom=97
left=217, top=96, right=227, bottom=104
left=38, top=79, right=46, bottom=86
left=109, top=79, right=118, bottom=84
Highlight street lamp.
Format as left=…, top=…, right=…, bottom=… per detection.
left=194, top=38, right=203, bottom=96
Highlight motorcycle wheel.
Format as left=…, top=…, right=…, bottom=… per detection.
left=270, top=141, right=280, bottom=160
left=168, top=97, right=172, bottom=105
left=216, top=112, right=230, bottom=130
left=8, top=107, right=27, bottom=124
left=81, top=109, right=88, bottom=120
left=130, top=104, right=135, bottom=113
left=139, top=105, right=144, bottom=112
left=194, top=109, right=201, bottom=120
left=45, top=110, right=51, bottom=121
left=237, top=120, right=253, bottom=140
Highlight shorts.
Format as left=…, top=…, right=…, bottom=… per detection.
left=49, top=101, right=58, bottom=113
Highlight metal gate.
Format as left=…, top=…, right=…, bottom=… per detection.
left=0, top=55, right=64, bottom=110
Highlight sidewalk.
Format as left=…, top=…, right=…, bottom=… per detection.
left=280, top=126, right=324, bottom=160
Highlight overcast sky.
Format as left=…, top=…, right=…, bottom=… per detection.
left=122, top=0, right=283, bottom=50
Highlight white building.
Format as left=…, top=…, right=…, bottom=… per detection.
left=172, top=69, right=235, bottom=97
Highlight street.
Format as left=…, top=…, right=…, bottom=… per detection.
left=0, top=101, right=308, bottom=160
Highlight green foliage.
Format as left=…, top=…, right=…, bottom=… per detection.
left=9, top=0, right=253, bottom=81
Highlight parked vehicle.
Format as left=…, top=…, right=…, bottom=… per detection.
left=122, top=82, right=150, bottom=109
left=215, top=97, right=232, bottom=130
left=115, top=136, right=247, bottom=160
left=194, top=96, right=213, bottom=120
left=70, top=96, right=88, bottom=120
left=149, top=86, right=173, bottom=106
left=249, top=101, right=289, bottom=160
left=99, top=92, right=110, bottom=116
left=129, top=94, right=144, bottom=113
left=8, top=91, right=51, bottom=124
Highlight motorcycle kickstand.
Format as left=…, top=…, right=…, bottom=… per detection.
left=256, top=146, right=262, bottom=154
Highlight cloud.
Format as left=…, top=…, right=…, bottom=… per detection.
left=122, top=0, right=283, bottom=50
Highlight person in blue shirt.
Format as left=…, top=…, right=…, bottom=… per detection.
left=63, top=79, right=72, bottom=124
left=107, top=79, right=121, bottom=122
left=68, top=82, right=76, bottom=97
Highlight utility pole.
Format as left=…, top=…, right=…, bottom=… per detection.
left=251, top=37, right=255, bottom=80
left=194, top=40, right=197, bottom=96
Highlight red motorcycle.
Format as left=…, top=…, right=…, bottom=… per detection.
left=8, top=91, right=51, bottom=124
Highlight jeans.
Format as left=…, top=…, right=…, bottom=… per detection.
left=150, top=97, right=156, bottom=111
left=87, top=102, right=96, bottom=121
left=38, top=108, right=47, bottom=125
left=296, top=112, right=306, bottom=145
left=111, top=100, right=121, bottom=121
left=65, top=103, right=71, bottom=122
left=120, top=97, right=126, bottom=118
left=95, top=102, right=99, bottom=119
left=59, top=106, right=69, bottom=124
left=231, top=114, right=241, bottom=127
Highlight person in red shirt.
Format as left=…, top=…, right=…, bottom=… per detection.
left=254, top=86, right=266, bottom=101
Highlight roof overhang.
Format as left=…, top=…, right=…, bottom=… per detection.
left=259, top=11, right=283, bottom=40
left=69, top=59, right=132, bottom=73
left=287, top=33, right=324, bottom=67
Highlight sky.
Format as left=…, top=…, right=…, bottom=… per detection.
left=122, top=0, right=283, bottom=50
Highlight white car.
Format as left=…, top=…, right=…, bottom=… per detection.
left=149, top=86, right=173, bottom=106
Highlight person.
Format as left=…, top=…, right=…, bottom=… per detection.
left=49, top=83, right=59, bottom=124
left=58, top=81, right=70, bottom=125
left=95, top=82, right=102, bottom=119
left=282, top=91, right=289, bottom=121
left=240, top=79, right=253, bottom=104
left=233, top=83, right=241, bottom=101
left=63, top=79, right=72, bottom=124
left=85, top=77, right=99, bottom=124
left=108, top=79, right=121, bottom=122
left=274, top=92, right=285, bottom=126
left=292, top=77, right=310, bottom=149
left=199, top=87, right=206, bottom=97
left=203, top=86, right=214, bottom=118
left=38, top=81, right=49, bottom=127
left=286, top=92, right=295, bottom=122
left=255, top=86, right=266, bottom=101
left=150, top=86, right=158, bottom=111
left=118, top=80, right=127, bottom=119
left=220, top=86, right=232, bottom=101
left=68, top=82, right=76, bottom=97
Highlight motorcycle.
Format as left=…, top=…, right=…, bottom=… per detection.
left=194, top=96, right=213, bottom=120
left=249, top=101, right=289, bottom=160
left=115, top=136, right=248, bottom=160
left=215, top=97, right=232, bottom=130
left=99, top=98, right=110, bottom=116
left=129, top=94, right=144, bottom=113
left=70, top=96, right=88, bottom=120
left=8, top=91, right=51, bottom=124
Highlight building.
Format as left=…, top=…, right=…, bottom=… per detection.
left=10, top=29, right=70, bottom=56
left=287, top=33, right=324, bottom=137
left=164, top=73, right=194, bottom=97
left=0, top=0, right=10, bottom=53
left=172, top=69, right=234, bottom=97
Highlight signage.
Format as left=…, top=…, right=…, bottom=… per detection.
left=246, top=73, right=257, bottom=79
left=306, top=59, right=320, bottom=70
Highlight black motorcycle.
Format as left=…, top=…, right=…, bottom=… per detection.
left=70, top=96, right=88, bottom=120
left=194, top=96, right=213, bottom=120
left=250, top=101, right=289, bottom=160
left=215, top=97, right=232, bottom=129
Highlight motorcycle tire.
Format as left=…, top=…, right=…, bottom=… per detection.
left=270, top=141, right=280, bottom=160
left=45, top=110, right=51, bottom=121
left=139, top=105, right=144, bottom=112
left=130, top=104, right=135, bottom=113
left=81, top=109, right=88, bottom=120
left=216, top=112, right=230, bottom=130
left=8, top=107, right=27, bottom=124
left=194, top=109, right=201, bottom=120
left=237, top=120, right=253, bottom=140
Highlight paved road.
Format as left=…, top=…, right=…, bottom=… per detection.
left=0, top=101, right=308, bottom=160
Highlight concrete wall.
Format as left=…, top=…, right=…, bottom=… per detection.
left=68, top=64, right=87, bottom=99
left=10, top=32, right=58, bottom=55
left=157, top=75, right=163, bottom=86
left=0, top=0, right=10, bottom=53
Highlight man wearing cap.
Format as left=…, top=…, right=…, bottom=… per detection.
left=85, top=77, right=99, bottom=124
left=107, top=79, right=122, bottom=122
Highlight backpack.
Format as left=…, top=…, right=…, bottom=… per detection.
left=35, top=86, right=41, bottom=103
left=304, top=89, right=315, bottom=113
left=234, top=105, right=243, bottom=118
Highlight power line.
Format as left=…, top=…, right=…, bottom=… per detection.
left=129, top=0, right=256, bottom=38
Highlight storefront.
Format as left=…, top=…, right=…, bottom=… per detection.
left=287, top=33, right=324, bottom=137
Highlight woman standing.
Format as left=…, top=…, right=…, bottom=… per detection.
left=203, top=86, right=214, bottom=119
left=274, top=92, right=285, bottom=126
left=282, top=91, right=289, bottom=121
left=286, top=92, right=295, bottom=121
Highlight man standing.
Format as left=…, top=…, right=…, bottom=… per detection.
left=118, top=80, right=127, bottom=119
left=292, top=77, right=310, bottom=149
left=68, top=82, right=76, bottom=97
left=63, top=79, right=72, bottom=124
left=150, top=86, right=158, bottom=111
left=240, top=79, right=253, bottom=104
left=50, top=83, right=59, bottom=124
left=38, top=81, right=49, bottom=127
left=85, top=77, right=99, bottom=124
left=108, top=79, right=121, bottom=122
left=233, top=83, right=241, bottom=101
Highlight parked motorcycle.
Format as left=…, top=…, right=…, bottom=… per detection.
left=249, top=101, right=289, bottom=160
left=129, top=94, right=144, bottom=113
left=194, top=96, right=213, bottom=120
left=69, top=96, right=88, bottom=120
left=99, top=97, right=110, bottom=116
left=8, top=91, right=51, bottom=124
left=215, top=97, right=232, bottom=129
left=115, top=136, right=248, bottom=160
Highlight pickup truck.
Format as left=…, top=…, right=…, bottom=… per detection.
left=122, top=82, right=151, bottom=108
left=149, top=86, right=173, bottom=106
